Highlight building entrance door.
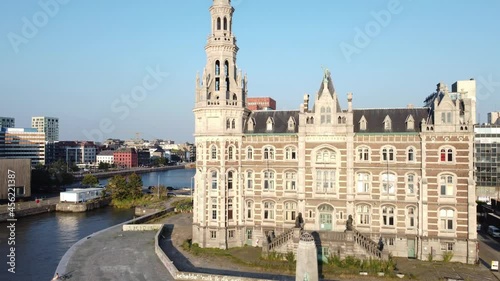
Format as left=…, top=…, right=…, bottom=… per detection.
left=407, top=238, right=416, bottom=258
left=318, top=204, right=334, bottom=231
left=246, top=228, right=253, bottom=246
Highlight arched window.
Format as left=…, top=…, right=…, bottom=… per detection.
left=315, top=149, right=336, bottom=163
left=226, top=119, right=231, bottom=129
left=357, top=146, right=369, bottom=161
left=439, top=174, right=454, bottom=196
left=408, top=148, right=415, bottom=161
left=224, top=60, right=229, bottom=76
left=381, top=146, right=395, bottom=161
left=227, top=171, right=233, bottom=189
left=246, top=201, right=253, bottom=219
left=215, top=60, right=220, bottom=75
left=232, top=94, right=237, bottom=101
left=407, top=207, right=416, bottom=228
left=263, top=147, right=275, bottom=160
left=211, top=171, right=218, bottom=190
left=356, top=204, right=370, bottom=225
left=440, top=147, right=454, bottom=162
left=381, top=173, right=396, bottom=194
left=284, top=201, right=297, bottom=221
left=263, top=171, right=275, bottom=190
left=223, top=17, right=228, bottom=30
left=406, top=173, right=416, bottom=195
left=381, top=205, right=395, bottom=226
left=439, top=208, right=454, bottom=230
left=228, top=146, right=234, bottom=160
left=245, top=170, right=253, bottom=189
left=231, top=119, right=236, bottom=129
left=210, top=145, right=217, bottom=160
left=285, top=146, right=297, bottom=160
left=284, top=171, right=296, bottom=190
left=263, top=201, right=275, bottom=220
left=215, top=78, right=220, bottom=91
left=356, top=172, right=370, bottom=193
left=225, top=78, right=230, bottom=91
left=216, top=17, right=221, bottom=30
left=246, top=147, right=253, bottom=160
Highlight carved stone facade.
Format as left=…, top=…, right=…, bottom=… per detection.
left=192, top=0, right=477, bottom=263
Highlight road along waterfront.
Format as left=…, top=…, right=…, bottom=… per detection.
left=0, top=168, right=194, bottom=280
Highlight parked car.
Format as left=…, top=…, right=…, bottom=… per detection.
left=487, top=226, right=500, bottom=238
left=167, top=192, right=176, bottom=197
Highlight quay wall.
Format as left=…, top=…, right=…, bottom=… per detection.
left=56, top=198, right=111, bottom=212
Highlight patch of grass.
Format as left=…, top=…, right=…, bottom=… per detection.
left=171, top=198, right=193, bottom=212
left=427, top=252, right=434, bottom=262
left=111, top=195, right=164, bottom=209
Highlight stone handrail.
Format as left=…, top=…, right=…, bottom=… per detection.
left=265, top=227, right=295, bottom=253
left=352, top=229, right=386, bottom=260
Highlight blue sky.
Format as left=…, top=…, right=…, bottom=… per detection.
left=1, top=0, right=499, bottom=143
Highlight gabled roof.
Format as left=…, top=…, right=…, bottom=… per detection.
left=353, top=108, right=429, bottom=133
left=314, top=71, right=342, bottom=112
left=245, top=110, right=299, bottom=134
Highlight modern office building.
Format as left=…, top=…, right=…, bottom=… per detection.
left=192, top=0, right=477, bottom=264
left=0, top=117, right=15, bottom=128
left=32, top=116, right=59, bottom=142
left=54, top=141, right=97, bottom=165
left=0, top=128, right=46, bottom=165
left=475, top=124, right=500, bottom=201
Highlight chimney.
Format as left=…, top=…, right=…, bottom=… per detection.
left=347, top=92, right=353, bottom=112
left=303, top=94, right=309, bottom=111
left=407, top=104, right=414, bottom=109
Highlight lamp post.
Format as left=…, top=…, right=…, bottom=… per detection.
left=190, top=175, right=195, bottom=202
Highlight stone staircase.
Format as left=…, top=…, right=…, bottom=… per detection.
left=262, top=227, right=388, bottom=261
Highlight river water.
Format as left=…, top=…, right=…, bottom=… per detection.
left=0, top=168, right=195, bottom=281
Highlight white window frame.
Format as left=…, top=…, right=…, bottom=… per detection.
left=284, top=171, right=296, bottom=191
left=439, top=174, right=454, bottom=196
left=263, top=170, right=275, bottom=190
left=246, top=170, right=253, bottom=190
left=246, top=146, right=253, bottom=160
left=356, top=172, right=370, bottom=193
left=406, top=173, right=416, bottom=195
left=263, top=201, right=275, bottom=220
left=284, top=201, right=297, bottom=222
left=381, top=172, right=396, bottom=194
left=439, top=208, right=455, bottom=231
left=315, top=169, right=336, bottom=193
left=381, top=205, right=395, bottom=227
left=356, top=204, right=370, bottom=225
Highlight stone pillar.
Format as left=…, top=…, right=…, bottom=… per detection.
left=296, top=232, right=318, bottom=281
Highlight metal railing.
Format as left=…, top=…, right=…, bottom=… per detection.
left=352, top=228, right=385, bottom=259
left=266, top=227, right=295, bottom=252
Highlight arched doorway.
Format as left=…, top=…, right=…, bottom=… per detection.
left=318, top=204, right=335, bottom=231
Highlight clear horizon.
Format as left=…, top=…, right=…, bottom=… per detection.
left=1, top=0, right=499, bottom=143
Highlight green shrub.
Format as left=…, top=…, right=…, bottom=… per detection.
left=427, top=251, right=434, bottom=262
left=285, top=251, right=295, bottom=263
left=442, top=251, right=454, bottom=262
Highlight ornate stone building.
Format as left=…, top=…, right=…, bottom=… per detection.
left=192, top=0, right=478, bottom=263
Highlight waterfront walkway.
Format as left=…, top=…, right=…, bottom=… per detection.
left=56, top=210, right=499, bottom=281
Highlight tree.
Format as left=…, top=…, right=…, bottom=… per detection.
left=82, top=174, right=99, bottom=187
left=107, top=175, right=129, bottom=200
left=98, top=162, right=110, bottom=171
left=127, top=173, right=143, bottom=199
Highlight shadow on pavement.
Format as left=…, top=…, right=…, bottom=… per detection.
left=159, top=224, right=298, bottom=281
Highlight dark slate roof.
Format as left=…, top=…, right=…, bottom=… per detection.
left=245, top=110, right=299, bottom=134
left=353, top=108, right=430, bottom=133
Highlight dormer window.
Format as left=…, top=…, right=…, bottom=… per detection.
left=359, top=116, right=367, bottom=131
left=266, top=117, right=274, bottom=131
left=383, top=115, right=392, bottom=131
left=406, top=115, right=415, bottom=130
left=287, top=117, right=295, bottom=131
left=441, top=112, right=453, bottom=123
left=247, top=118, right=255, bottom=132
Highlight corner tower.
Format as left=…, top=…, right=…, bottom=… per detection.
left=194, top=0, right=249, bottom=136
left=193, top=0, right=250, bottom=249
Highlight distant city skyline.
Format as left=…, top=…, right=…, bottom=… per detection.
left=1, top=0, right=499, bottom=142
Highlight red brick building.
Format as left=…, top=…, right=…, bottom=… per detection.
left=247, top=97, right=276, bottom=111
left=113, top=148, right=138, bottom=168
